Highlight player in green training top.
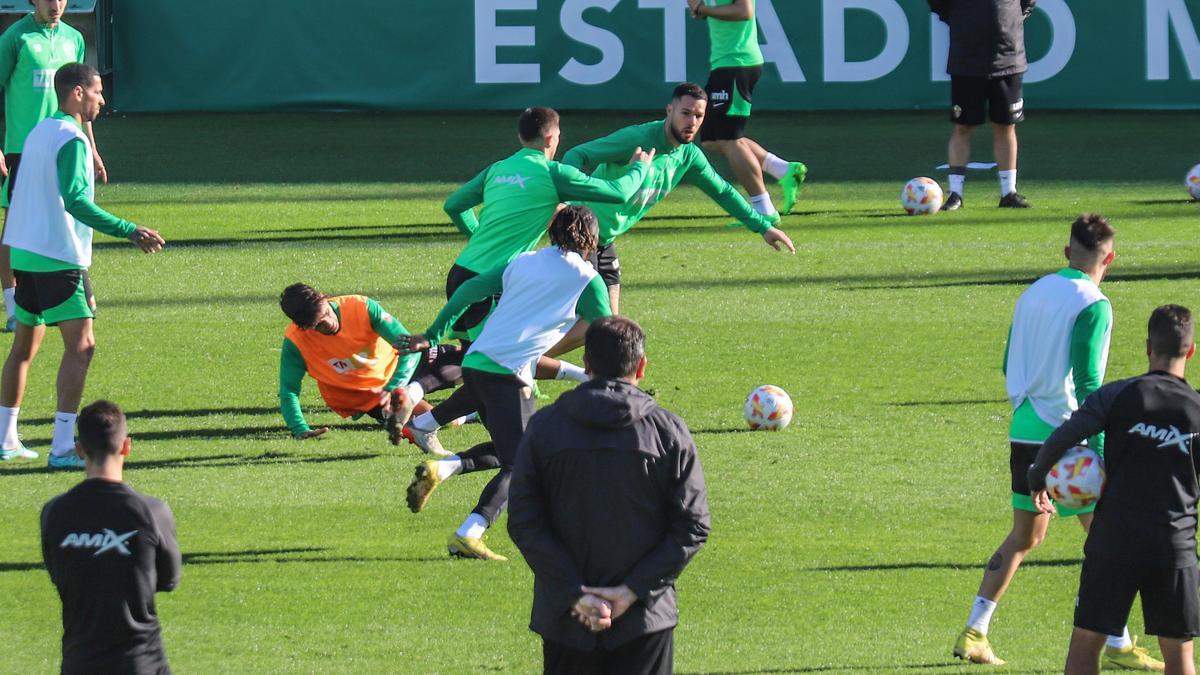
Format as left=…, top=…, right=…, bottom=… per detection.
left=0, top=0, right=107, bottom=332
left=557, top=82, right=794, bottom=320
left=688, top=0, right=808, bottom=220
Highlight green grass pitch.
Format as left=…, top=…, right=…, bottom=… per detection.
left=1, top=109, right=1198, bottom=673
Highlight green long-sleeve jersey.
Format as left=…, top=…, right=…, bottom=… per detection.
left=444, top=147, right=649, bottom=273
left=10, top=112, right=134, bottom=272
left=0, top=14, right=84, bottom=153
left=279, top=297, right=420, bottom=437
left=561, top=120, right=774, bottom=246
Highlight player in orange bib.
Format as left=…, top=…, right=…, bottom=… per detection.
left=278, top=283, right=460, bottom=448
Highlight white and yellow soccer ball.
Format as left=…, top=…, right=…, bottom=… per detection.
left=1045, top=446, right=1106, bottom=509
left=1187, top=164, right=1200, bottom=200
left=901, top=177, right=944, bottom=215
left=743, top=385, right=793, bottom=431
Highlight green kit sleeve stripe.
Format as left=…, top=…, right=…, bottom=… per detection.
left=575, top=276, right=613, bottom=322
left=279, top=338, right=310, bottom=436
left=56, top=138, right=134, bottom=238
left=424, top=265, right=505, bottom=344
left=367, top=297, right=421, bottom=389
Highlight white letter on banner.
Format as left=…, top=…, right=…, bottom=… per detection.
left=1025, top=0, right=1075, bottom=83
left=930, top=14, right=949, bottom=81
left=475, top=0, right=540, bottom=83
left=823, top=0, right=909, bottom=82
left=756, top=0, right=806, bottom=82
left=639, top=0, right=690, bottom=82
left=1147, top=0, right=1200, bottom=80
left=560, top=0, right=625, bottom=85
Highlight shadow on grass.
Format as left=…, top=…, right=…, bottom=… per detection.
left=813, top=558, right=1079, bottom=572
left=0, top=547, right=449, bottom=573
left=1133, top=199, right=1197, bottom=206
left=22, top=406, right=282, bottom=425
left=259, top=222, right=451, bottom=235
left=692, top=427, right=756, bottom=435
left=835, top=265, right=1200, bottom=292
left=890, top=398, right=1005, bottom=407
left=0, top=451, right=382, bottom=476
left=92, top=228, right=460, bottom=251
left=680, top=663, right=966, bottom=674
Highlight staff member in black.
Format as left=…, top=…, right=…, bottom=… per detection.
left=41, top=400, right=181, bottom=674
left=508, top=316, right=710, bottom=675
left=1029, top=305, right=1200, bottom=675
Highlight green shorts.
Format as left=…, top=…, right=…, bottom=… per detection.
left=13, top=268, right=94, bottom=326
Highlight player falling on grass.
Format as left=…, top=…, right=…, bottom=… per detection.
left=954, top=214, right=1162, bottom=670
left=554, top=82, right=794, bottom=324
left=687, top=0, right=807, bottom=219
left=278, top=282, right=462, bottom=448
left=0, top=0, right=107, bottom=332
left=1028, top=305, right=1200, bottom=675
left=0, top=63, right=163, bottom=468
left=400, top=107, right=653, bottom=455
left=398, top=205, right=613, bottom=561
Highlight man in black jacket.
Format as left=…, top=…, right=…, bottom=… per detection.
left=1028, top=305, right=1200, bottom=675
left=508, top=316, right=710, bottom=675
left=41, top=400, right=182, bottom=674
left=929, top=0, right=1036, bottom=210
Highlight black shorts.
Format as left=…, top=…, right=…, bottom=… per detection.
left=543, top=628, right=673, bottom=675
left=700, top=66, right=762, bottom=142
left=1076, top=556, right=1200, bottom=639
left=444, top=264, right=498, bottom=334
left=1009, top=441, right=1040, bottom=495
left=950, top=73, right=1025, bottom=126
left=588, top=242, right=620, bottom=287
left=3, top=152, right=21, bottom=206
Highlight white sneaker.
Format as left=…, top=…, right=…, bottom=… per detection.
left=402, top=424, right=450, bottom=457
left=0, top=442, right=37, bottom=460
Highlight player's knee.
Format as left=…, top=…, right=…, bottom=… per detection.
left=68, top=339, right=95, bottom=363
left=1013, top=529, right=1045, bottom=552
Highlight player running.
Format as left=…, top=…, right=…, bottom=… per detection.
left=555, top=82, right=794, bottom=321
left=1028, top=305, right=1200, bottom=675
left=398, top=205, right=613, bottom=561
left=954, top=214, right=1161, bottom=670
left=277, top=283, right=458, bottom=447
left=687, top=0, right=808, bottom=218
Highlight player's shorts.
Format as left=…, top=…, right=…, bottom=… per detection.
left=587, top=242, right=621, bottom=287
left=2, top=152, right=21, bottom=207
left=951, top=73, right=1024, bottom=126
left=445, top=264, right=498, bottom=335
left=1075, top=556, right=1200, bottom=639
left=13, top=268, right=94, bottom=327
left=701, top=65, right=762, bottom=142
left=1010, top=441, right=1095, bottom=517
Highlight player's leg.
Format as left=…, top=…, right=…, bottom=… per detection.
left=739, top=137, right=808, bottom=215
left=51, top=317, right=95, bottom=458
left=448, top=368, right=535, bottom=560
left=944, top=76, right=986, bottom=211
left=0, top=285, right=45, bottom=459
left=1065, top=628, right=1110, bottom=675
left=989, top=73, right=1028, bottom=208
left=1071, top=554, right=1143, bottom=674
left=702, top=66, right=783, bottom=218
left=1156, top=638, right=1194, bottom=675
left=1130, top=562, right=1198, bottom=673
left=0, top=154, right=22, bottom=332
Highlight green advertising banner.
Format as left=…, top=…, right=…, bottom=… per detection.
left=111, top=0, right=1200, bottom=112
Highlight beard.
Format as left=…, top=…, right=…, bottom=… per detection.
left=668, top=121, right=695, bottom=145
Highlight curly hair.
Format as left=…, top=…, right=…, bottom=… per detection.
left=549, top=204, right=599, bottom=258
left=279, top=283, right=326, bottom=328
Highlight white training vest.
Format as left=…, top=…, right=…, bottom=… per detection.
left=1005, top=272, right=1110, bottom=426
left=468, top=247, right=598, bottom=385
left=4, top=116, right=94, bottom=267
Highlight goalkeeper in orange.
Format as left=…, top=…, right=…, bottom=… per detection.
left=278, top=283, right=459, bottom=446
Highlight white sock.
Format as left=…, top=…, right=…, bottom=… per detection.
left=556, top=361, right=588, bottom=382
left=749, top=192, right=777, bottom=217
left=999, top=169, right=1017, bottom=196
left=1106, top=627, right=1132, bottom=649
left=404, top=381, right=425, bottom=405
left=966, top=596, right=998, bottom=634
left=762, top=152, right=791, bottom=180
left=455, top=512, right=489, bottom=539
left=2, top=287, right=14, bottom=318
left=949, top=173, right=965, bottom=196
left=0, top=405, right=19, bottom=450
left=411, top=411, right=439, bottom=432
left=51, top=411, right=77, bottom=456
left=436, top=456, right=463, bottom=481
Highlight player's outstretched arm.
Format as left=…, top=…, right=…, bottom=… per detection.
left=414, top=266, right=506, bottom=347
left=444, top=168, right=487, bottom=236
left=280, top=340, right=327, bottom=439
left=129, top=226, right=165, bottom=254
left=689, top=0, right=753, bottom=21
left=551, top=149, right=653, bottom=205
left=763, top=227, right=796, bottom=254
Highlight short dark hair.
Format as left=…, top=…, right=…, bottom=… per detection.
left=672, top=82, right=707, bottom=102
left=585, top=316, right=646, bottom=379
left=77, top=400, right=127, bottom=459
left=1149, top=304, right=1194, bottom=358
left=1070, top=213, right=1115, bottom=252
left=518, top=107, right=560, bottom=143
left=54, top=62, right=99, bottom=103
left=548, top=204, right=599, bottom=257
left=280, top=283, right=326, bottom=328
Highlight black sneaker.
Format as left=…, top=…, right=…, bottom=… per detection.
left=998, top=192, right=1031, bottom=208
left=942, top=192, right=963, bottom=211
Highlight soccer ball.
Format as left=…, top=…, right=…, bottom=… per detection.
left=1187, top=164, right=1200, bottom=200
left=1045, top=446, right=1105, bottom=509
left=743, top=385, right=793, bottom=431
left=901, top=177, right=944, bottom=215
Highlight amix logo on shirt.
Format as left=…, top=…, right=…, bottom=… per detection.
left=32, top=68, right=54, bottom=89
left=493, top=174, right=529, bottom=189
left=1128, top=423, right=1196, bottom=454
left=60, top=529, right=137, bottom=556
